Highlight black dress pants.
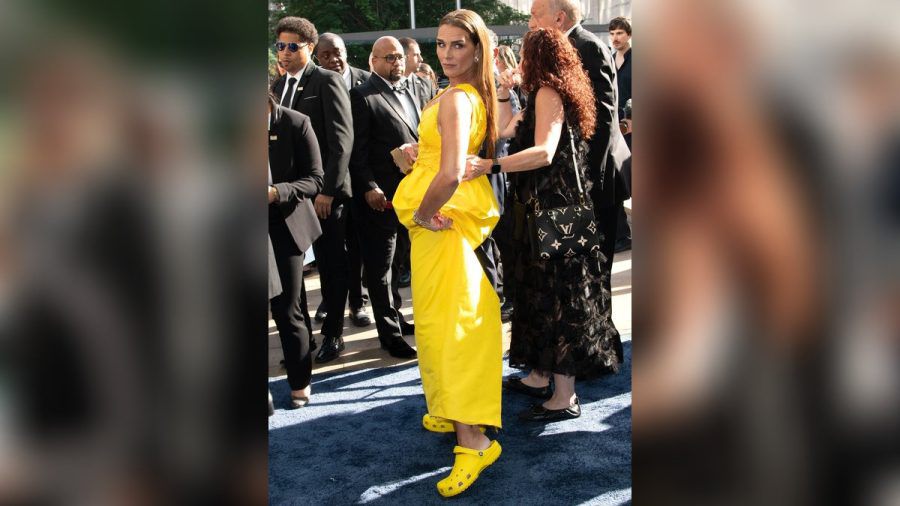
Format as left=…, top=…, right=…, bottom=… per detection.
left=345, top=204, right=368, bottom=311
left=594, top=204, right=620, bottom=296
left=270, top=220, right=312, bottom=391
left=355, top=198, right=405, bottom=342
left=593, top=202, right=624, bottom=360
left=311, top=199, right=349, bottom=337
left=616, top=156, right=632, bottom=242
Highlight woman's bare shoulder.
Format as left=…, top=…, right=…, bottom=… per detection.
left=439, top=86, right=474, bottom=115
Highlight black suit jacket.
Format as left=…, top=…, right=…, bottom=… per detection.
left=269, top=105, right=324, bottom=252
left=569, top=24, right=630, bottom=206
left=349, top=74, right=432, bottom=200
left=614, top=48, right=632, bottom=119
left=272, top=64, right=353, bottom=199
left=348, top=66, right=371, bottom=89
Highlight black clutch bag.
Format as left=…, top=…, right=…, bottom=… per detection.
left=526, top=124, right=602, bottom=260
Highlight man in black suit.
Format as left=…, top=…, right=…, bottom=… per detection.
left=609, top=16, right=632, bottom=252
left=268, top=92, right=323, bottom=407
left=317, top=33, right=370, bottom=89
left=529, top=0, right=629, bottom=359
left=348, top=36, right=434, bottom=359
left=315, top=32, right=373, bottom=328
left=271, top=17, right=354, bottom=363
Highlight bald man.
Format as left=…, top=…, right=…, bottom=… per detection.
left=347, top=36, right=433, bottom=359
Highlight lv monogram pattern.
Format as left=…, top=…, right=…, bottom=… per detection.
left=529, top=203, right=602, bottom=260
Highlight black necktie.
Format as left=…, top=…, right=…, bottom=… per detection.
left=281, top=77, right=297, bottom=107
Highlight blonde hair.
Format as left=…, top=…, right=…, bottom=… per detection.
left=496, top=45, right=518, bottom=72
left=438, top=9, right=498, bottom=158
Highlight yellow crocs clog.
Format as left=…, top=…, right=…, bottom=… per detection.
left=422, top=414, right=486, bottom=434
left=436, top=440, right=502, bottom=497
left=422, top=413, right=454, bottom=433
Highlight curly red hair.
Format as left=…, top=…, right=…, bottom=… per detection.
left=519, top=28, right=596, bottom=139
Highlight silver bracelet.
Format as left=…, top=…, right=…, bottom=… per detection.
left=413, top=209, right=433, bottom=230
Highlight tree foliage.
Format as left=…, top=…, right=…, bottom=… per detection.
left=271, top=0, right=528, bottom=35
left=270, top=0, right=528, bottom=76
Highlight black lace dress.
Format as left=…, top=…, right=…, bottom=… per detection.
left=507, top=98, right=623, bottom=379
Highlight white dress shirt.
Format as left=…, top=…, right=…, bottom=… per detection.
left=376, top=74, right=419, bottom=126
left=279, top=61, right=311, bottom=106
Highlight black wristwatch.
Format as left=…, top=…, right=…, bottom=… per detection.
left=490, top=158, right=502, bottom=174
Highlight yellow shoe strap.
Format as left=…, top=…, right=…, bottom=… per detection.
left=453, top=444, right=491, bottom=457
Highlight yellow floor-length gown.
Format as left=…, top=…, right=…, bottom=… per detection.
left=393, top=83, right=503, bottom=428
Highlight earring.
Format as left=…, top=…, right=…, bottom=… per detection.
left=475, top=56, right=480, bottom=62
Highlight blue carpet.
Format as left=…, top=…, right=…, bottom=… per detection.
left=269, top=336, right=631, bottom=505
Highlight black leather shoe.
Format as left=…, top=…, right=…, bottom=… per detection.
left=518, top=398, right=581, bottom=421
left=268, top=390, right=275, bottom=416
left=314, top=335, right=344, bottom=363
left=399, top=321, right=415, bottom=336
left=314, top=303, right=327, bottom=322
left=503, top=376, right=553, bottom=400
left=614, top=237, right=632, bottom=253
left=381, top=337, right=417, bottom=359
left=398, top=270, right=411, bottom=288
left=349, top=307, right=371, bottom=327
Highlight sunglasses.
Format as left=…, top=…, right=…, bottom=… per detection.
left=274, top=41, right=309, bottom=53
left=373, top=53, right=405, bottom=64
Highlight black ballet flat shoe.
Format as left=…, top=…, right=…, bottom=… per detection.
left=503, top=376, right=553, bottom=400
left=518, top=399, right=581, bottom=422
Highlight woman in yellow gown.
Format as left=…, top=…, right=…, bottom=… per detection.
left=392, top=9, right=503, bottom=498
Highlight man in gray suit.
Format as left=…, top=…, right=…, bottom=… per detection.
left=398, top=36, right=434, bottom=97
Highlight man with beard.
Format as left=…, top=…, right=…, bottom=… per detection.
left=347, top=36, right=433, bottom=358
